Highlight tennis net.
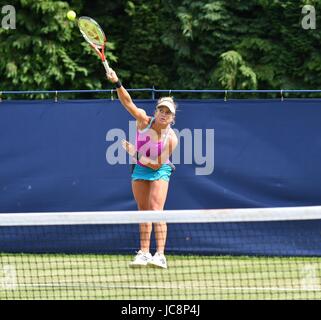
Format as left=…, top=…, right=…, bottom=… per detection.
left=0, top=206, right=321, bottom=300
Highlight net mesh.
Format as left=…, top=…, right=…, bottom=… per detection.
left=0, top=207, right=321, bottom=300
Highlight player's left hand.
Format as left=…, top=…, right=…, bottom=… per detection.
left=121, top=140, right=136, bottom=157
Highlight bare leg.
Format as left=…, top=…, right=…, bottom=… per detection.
left=149, top=180, right=169, bottom=254
left=153, top=222, right=167, bottom=254
left=132, top=180, right=152, bottom=252
left=139, top=223, right=152, bottom=253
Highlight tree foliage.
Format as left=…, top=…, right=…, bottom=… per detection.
left=1, top=0, right=321, bottom=97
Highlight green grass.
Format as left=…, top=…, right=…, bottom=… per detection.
left=1, top=253, right=321, bottom=300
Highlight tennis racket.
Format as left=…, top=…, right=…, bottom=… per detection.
left=78, top=16, right=110, bottom=75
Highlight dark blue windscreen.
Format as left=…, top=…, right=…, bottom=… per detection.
left=0, top=99, right=320, bottom=212
left=1, top=99, right=321, bottom=256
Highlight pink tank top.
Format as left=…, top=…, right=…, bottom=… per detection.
left=136, top=117, right=170, bottom=167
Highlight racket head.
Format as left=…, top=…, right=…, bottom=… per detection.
left=78, top=16, right=106, bottom=48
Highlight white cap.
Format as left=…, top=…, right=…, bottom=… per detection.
left=156, top=99, right=176, bottom=114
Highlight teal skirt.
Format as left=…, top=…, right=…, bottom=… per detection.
left=131, top=164, right=173, bottom=182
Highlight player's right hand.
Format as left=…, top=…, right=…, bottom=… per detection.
left=106, top=68, right=118, bottom=83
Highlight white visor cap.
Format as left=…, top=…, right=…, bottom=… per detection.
left=156, top=100, right=176, bottom=114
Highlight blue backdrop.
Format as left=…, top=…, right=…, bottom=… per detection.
left=1, top=98, right=321, bottom=212
left=1, top=99, right=321, bottom=256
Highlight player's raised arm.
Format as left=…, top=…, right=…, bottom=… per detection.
left=106, top=69, right=149, bottom=126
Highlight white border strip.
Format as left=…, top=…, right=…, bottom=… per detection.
left=0, top=206, right=321, bottom=226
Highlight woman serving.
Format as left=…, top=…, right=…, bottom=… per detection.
left=107, top=69, right=178, bottom=269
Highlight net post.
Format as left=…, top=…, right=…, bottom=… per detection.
left=111, top=89, right=114, bottom=101
left=0, top=91, right=2, bottom=103
left=152, top=86, right=155, bottom=100
left=55, top=91, right=58, bottom=103
left=281, top=89, right=284, bottom=102
left=224, top=90, right=228, bottom=102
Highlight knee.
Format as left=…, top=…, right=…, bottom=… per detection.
left=149, top=201, right=163, bottom=211
left=140, top=222, right=152, bottom=230
left=137, top=204, right=149, bottom=211
left=154, top=221, right=167, bottom=228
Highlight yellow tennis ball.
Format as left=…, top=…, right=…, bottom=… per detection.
left=67, top=10, right=76, bottom=21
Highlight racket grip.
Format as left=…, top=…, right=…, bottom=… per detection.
left=168, top=162, right=176, bottom=171
left=102, top=60, right=110, bottom=75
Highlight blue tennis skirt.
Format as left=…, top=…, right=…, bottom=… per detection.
left=131, top=164, right=173, bottom=182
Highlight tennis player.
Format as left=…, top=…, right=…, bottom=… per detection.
left=107, top=69, right=178, bottom=269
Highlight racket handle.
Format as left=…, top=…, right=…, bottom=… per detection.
left=168, top=162, right=176, bottom=171
left=102, top=59, right=110, bottom=75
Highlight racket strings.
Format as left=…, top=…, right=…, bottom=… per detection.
left=79, top=20, right=105, bottom=46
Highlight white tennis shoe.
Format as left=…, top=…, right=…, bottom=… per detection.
left=129, top=250, right=152, bottom=267
left=148, top=252, right=167, bottom=269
